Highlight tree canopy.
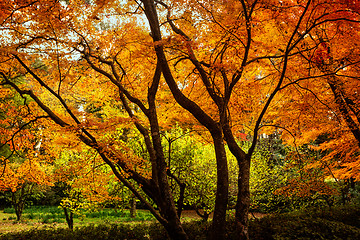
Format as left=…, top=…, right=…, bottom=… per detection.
left=0, top=1, right=359, bottom=239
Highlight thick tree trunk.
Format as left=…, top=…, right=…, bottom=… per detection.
left=208, top=133, right=229, bottom=240
left=148, top=100, right=189, bottom=240
left=328, top=78, right=360, bottom=147
left=155, top=177, right=188, bottom=240
left=163, top=217, right=189, bottom=240
left=234, top=158, right=251, bottom=240
left=150, top=181, right=188, bottom=240
left=139, top=2, right=229, bottom=239
left=222, top=124, right=250, bottom=239
left=14, top=203, right=24, bottom=221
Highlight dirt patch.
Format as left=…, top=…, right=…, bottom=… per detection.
left=180, top=210, right=267, bottom=221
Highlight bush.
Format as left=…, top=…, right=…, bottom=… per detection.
left=273, top=217, right=359, bottom=240
left=305, top=205, right=360, bottom=228
left=249, top=205, right=360, bottom=240
left=0, top=224, right=153, bottom=240
left=3, top=208, right=15, bottom=214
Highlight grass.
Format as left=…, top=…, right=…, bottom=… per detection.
left=1, top=205, right=359, bottom=239
left=0, top=206, right=155, bottom=234
left=0, top=205, right=359, bottom=240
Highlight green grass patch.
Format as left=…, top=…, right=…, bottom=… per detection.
left=1, top=205, right=155, bottom=228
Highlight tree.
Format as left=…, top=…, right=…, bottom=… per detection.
left=53, top=149, right=120, bottom=229
left=162, top=126, right=238, bottom=221
left=0, top=1, right=188, bottom=238
left=1, top=0, right=360, bottom=239
left=265, top=0, right=360, bottom=193
left=139, top=1, right=360, bottom=238
left=0, top=85, right=54, bottom=221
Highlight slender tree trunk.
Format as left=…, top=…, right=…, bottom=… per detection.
left=11, top=185, right=28, bottom=221
left=12, top=193, right=22, bottom=221
left=148, top=100, right=189, bottom=240
left=13, top=201, right=24, bottom=221
left=166, top=169, right=186, bottom=218
left=130, top=196, right=137, bottom=218
left=63, top=207, right=74, bottom=230
left=195, top=207, right=211, bottom=222
left=177, top=183, right=186, bottom=218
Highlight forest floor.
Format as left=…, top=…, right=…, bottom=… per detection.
left=180, top=210, right=267, bottom=220
left=0, top=210, right=67, bottom=234
left=0, top=209, right=267, bottom=234
left=1, top=205, right=358, bottom=240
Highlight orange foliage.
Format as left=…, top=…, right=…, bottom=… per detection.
left=1, top=0, right=360, bottom=237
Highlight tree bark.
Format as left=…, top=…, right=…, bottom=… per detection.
left=327, top=78, right=360, bottom=147
left=209, top=133, right=229, bottom=240
left=223, top=124, right=250, bottom=240
left=63, top=207, right=74, bottom=230
left=234, top=157, right=251, bottom=240
left=141, top=1, right=230, bottom=238
left=11, top=183, right=33, bottom=222
left=130, top=196, right=137, bottom=218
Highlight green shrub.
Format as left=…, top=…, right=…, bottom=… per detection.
left=183, top=220, right=209, bottom=240
left=302, top=205, right=360, bottom=228
left=248, top=205, right=360, bottom=240
left=3, top=208, right=14, bottom=214
left=41, top=215, right=52, bottom=224
left=25, top=212, right=35, bottom=220
left=272, top=218, right=360, bottom=240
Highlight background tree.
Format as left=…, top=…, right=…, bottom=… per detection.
left=265, top=0, right=360, bottom=204
left=54, top=149, right=119, bottom=229
left=0, top=85, right=54, bottom=221
left=162, top=126, right=238, bottom=221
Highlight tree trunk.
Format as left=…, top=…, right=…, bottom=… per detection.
left=63, top=207, right=74, bottom=230
left=328, top=78, right=360, bottom=147
left=222, top=124, right=251, bottom=240
left=148, top=96, right=189, bottom=239
left=130, top=196, right=137, bottom=218
left=11, top=187, right=27, bottom=222
left=208, top=133, right=229, bottom=240
left=163, top=218, right=189, bottom=240
left=14, top=202, right=24, bottom=221
left=195, top=207, right=211, bottom=222
left=141, top=1, right=229, bottom=239
left=234, top=157, right=251, bottom=240
left=154, top=169, right=189, bottom=240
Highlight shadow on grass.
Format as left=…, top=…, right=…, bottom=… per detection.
left=0, top=205, right=359, bottom=240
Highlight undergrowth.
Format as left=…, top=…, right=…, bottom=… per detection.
left=0, top=205, right=358, bottom=240
left=2, top=206, right=154, bottom=224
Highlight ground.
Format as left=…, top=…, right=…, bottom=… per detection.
left=0, top=209, right=267, bottom=234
